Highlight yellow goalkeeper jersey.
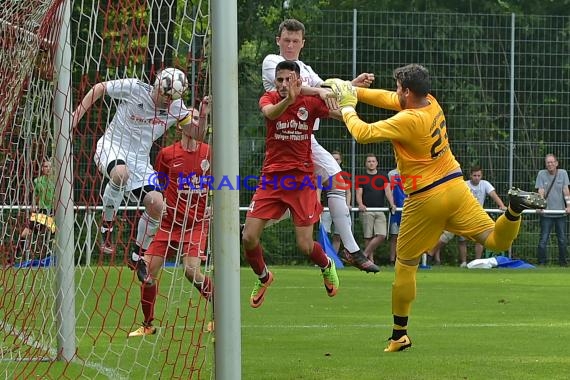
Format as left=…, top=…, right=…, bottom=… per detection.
left=344, top=87, right=460, bottom=194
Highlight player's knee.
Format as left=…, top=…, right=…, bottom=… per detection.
left=241, top=229, right=259, bottom=250
left=143, top=191, right=164, bottom=217
left=110, top=166, right=129, bottom=186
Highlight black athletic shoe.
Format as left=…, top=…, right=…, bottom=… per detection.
left=341, top=249, right=380, bottom=273
left=508, top=187, right=547, bottom=213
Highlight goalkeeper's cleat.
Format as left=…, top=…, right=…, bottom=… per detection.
left=250, top=271, right=274, bottom=308
left=384, top=335, right=412, bottom=352
left=321, top=259, right=339, bottom=297
left=341, top=249, right=380, bottom=273
left=507, top=187, right=547, bottom=213
left=128, top=323, right=157, bottom=337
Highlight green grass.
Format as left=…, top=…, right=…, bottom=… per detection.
left=2, top=266, right=570, bottom=379
left=242, top=266, right=570, bottom=380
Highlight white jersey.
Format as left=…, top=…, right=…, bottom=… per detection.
left=95, top=78, right=190, bottom=191
left=466, top=179, right=495, bottom=205
left=99, top=78, right=189, bottom=158
left=262, top=54, right=323, bottom=91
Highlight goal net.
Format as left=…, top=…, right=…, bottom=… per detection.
left=0, top=0, right=213, bottom=378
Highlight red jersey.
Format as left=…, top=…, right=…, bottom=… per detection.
left=154, top=141, right=211, bottom=240
left=258, top=91, right=329, bottom=174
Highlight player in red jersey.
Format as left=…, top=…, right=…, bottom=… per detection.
left=242, top=60, right=342, bottom=308
left=129, top=97, right=212, bottom=337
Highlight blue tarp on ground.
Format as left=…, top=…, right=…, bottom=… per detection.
left=467, top=255, right=534, bottom=269
left=14, top=256, right=53, bottom=268
left=317, top=223, right=344, bottom=268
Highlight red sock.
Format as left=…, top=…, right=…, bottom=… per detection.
left=245, top=244, right=266, bottom=276
left=309, top=242, right=329, bottom=268
left=195, top=276, right=213, bottom=302
left=141, top=284, right=157, bottom=325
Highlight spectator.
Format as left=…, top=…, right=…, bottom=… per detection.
left=356, top=153, right=395, bottom=263
left=387, top=168, right=405, bottom=265
left=14, top=159, right=56, bottom=261
left=321, top=151, right=350, bottom=253
left=535, top=154, right=570, bottom=266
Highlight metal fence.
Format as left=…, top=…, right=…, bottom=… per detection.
left=239, top=11, right=570, bottom=265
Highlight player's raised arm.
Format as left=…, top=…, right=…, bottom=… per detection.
left=71, top=82, right=106, bottom=128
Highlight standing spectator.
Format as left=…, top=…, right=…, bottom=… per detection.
left=261, top=18, right=379, bottom=273
left=242, top=60, right=340, bottom=309
left=14, top=159, right=56, bottom=260
left=429, top=166, right=507, bottom=266
left=321, top=151, right=349, bottom=253
left=356, top=153, right=395, bottom=263
left=387, top=168, right=405, bottom=265
left=535, top=154, right=570, bottom=266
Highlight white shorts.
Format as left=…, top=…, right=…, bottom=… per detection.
left=311, top=135, right=341, bottom=180
left=94, top=142, right=155, bottom=192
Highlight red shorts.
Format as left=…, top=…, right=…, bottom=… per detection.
left=246, top=172, right=322, bottom=226
left=146, top=221, right=209, bottom=259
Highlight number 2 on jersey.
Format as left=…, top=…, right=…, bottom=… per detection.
left=430, top=119, right=448, bottom=159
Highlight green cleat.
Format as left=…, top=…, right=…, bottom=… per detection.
left=321, top=259, right=339, bottom=297
left=250, top=271, right=274, bottom=308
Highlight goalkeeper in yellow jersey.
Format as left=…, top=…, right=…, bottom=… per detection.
left=324, top=64, right=547, bottom=352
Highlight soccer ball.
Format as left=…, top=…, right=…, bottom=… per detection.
left=154, top=67, right=188, bottom=100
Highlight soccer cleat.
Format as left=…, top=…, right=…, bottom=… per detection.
left=321, top=259, right=339, bottom=297
left=100, top=223, right=115, bottom=254
left=100, top=240, right=115, bottom=255
left=341, top=249, right=380, bottom=273
left=507, top=187, right=547, bottom=213
left=128, top=324, right=157, bottom=337
left=384, top=335, right=412, bottom=352
left=129, top=254, right=153, bottom=285
left=250, top=271, right=274, bottom=308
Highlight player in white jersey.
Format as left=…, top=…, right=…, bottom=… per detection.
left=261, top=18, right=379, bottom=273
left=72, top=68, right=209, bottom=276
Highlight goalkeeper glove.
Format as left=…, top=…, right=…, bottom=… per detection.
left=322, top=78, right=357, bottom=109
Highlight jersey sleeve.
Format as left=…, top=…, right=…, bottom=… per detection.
left=299, top=62, right=324, bottom=87
left=104, top=79, right=139, bottom=100
left=259, top=92, right=277, bottom=110
left=356, top=87, right=402, bottom=111
left=262, top=54, right=284, bottom=91
left=343, top=108, right=417, bottom=143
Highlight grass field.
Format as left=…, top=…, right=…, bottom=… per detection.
left=241, top=265, right=570, bottom=380
left=2, top=265, right=570, bottom=379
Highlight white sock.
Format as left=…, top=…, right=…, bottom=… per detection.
left=136, top=211, right=160, bottom=250
left=102, top=181, right=124, bottom=222
left=327, top=191, right=360, bottom=253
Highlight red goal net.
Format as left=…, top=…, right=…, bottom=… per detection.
left=0, top=0, right=212, bottom=378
